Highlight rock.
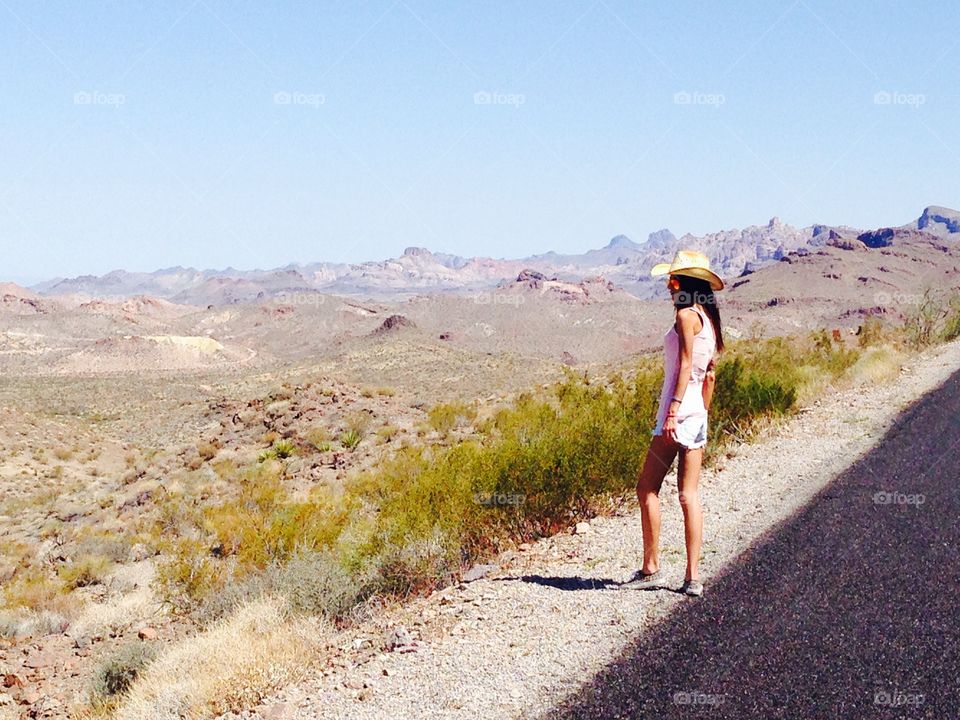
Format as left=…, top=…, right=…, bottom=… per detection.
left=461, top=564, right=498, bottom=582
left=3, top=674, right=24, bottom=688
left=128, top=543, right=152, bottom=562
left=383, top=626, right=413, bottom=652
left=18, top=688, right=40, bottom=705
left=137, top=627, right=158, bottom=641
left=574, top=521, right=591, bottom=535
left=372, top=315, right=415, bottom=335
left=23, top=652, right=55, bottom=670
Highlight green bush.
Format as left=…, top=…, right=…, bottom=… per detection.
left=89, top=641, right=158, bottom=708
left=340, top=429, right=362, bottom=451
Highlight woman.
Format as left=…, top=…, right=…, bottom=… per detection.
left=624, top=250, right=724, bottom=597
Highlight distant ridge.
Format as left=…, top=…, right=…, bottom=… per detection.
left=29, top=206, right=956, bottom=305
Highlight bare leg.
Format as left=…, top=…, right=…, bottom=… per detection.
left=636, top=434, right=679, bottom=574
left=677, top=446, right=704, bottom=581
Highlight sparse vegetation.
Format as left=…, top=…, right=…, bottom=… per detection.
left=427, top=401, right=475, bottom=436
left=304, top=425, right=331, bottom=451
left=89, top=641, right=158, bottom=711
left=58, top=554, right=113, bottom=589
left=339, top=429, right=363, bottom=451
left=257, top=439, right=296, bottom=462
left=3, top=294, right=959, bottom=716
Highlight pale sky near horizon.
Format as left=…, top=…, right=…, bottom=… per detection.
left=1, top=0, right=958, bottom=285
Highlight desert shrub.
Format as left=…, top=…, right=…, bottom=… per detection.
left=303, top=425, right=331, bottom=451
left=58, top=554, right=113, bottom=589
left=905, top=288, right=944, bottom=349
left=197, top=441, right=219, bottom=461
left=846, top=346, right=903, bottom=386
left=89, top=641, right=158, bottom=709
left=710, top=357, right=796, bottom=440
left=858, top=315, right=886, bottom=348
left=0, top=609, right=68, bottom=639
left=942, top=295, right=960, bottom=342
left=74, top=530, right=132, bottom=564
left=345, top=411, right=372, bottom=437
left=266, top=550, right=372, bottom=619
left=160, top=464, right=353, bottom=607
left=258, top=439, right=296, bottom=462
left=376, top=424, right=399, bottom=443
left=156, top=537, right=224, bottom=607
left=53, top=446, right=74, bottom=462
left=2, top=567, right=70, bottom=614
left=339, top=429, right=362, bottom=451
left=113, top=597, right=319, bottom=720
left=427, top=402, right=475, bottom=435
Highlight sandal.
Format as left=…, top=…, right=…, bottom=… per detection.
left=680, top=579, right=704, bottom=597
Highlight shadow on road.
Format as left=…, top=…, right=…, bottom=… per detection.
left=532, top=367, right=960, bottom=720
left=497, top=574, right=620, bottom=591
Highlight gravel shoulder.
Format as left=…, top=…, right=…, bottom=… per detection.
left=233, top=338, right=960, bottom=720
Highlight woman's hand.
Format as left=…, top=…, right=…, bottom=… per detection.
left=663, top=413, right=678, bottom=442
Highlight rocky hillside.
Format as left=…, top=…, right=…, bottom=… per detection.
left=32, top=206, right=957, bottom=305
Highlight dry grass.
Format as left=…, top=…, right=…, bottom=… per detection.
left=845, top=346, right=904, bottom=386
left=114, top=596, right=326, bottom=720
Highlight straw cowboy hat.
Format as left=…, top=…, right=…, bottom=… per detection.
left=650, top=249, right=724, bottom=291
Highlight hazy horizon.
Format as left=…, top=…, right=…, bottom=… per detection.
left=3, top=1, right=958, bottom=281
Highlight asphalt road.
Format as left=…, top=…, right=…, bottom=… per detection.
left=539, top=367, right=960, bottom=720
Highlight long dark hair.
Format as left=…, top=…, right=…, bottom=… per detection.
left=673, top=274, right=724, bottom=352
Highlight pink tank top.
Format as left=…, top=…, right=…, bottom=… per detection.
left=656, top=306, right=716, bottom=428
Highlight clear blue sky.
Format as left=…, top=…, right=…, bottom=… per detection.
left=1, top=0, right=958, bottom=284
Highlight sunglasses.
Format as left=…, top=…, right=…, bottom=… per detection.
left=667, top=276, right=681, bottom=292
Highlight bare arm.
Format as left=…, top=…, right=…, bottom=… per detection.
left=669, top=308, right=699, bottom=412
left=702, top=357, right=716, bottom=412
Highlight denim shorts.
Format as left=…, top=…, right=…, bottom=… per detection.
left=652, top=413, right=708, bottom=449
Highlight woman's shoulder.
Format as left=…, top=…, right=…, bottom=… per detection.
left=674, top=306, right=704, bottom=333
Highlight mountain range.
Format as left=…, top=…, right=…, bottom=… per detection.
left=30, top=205, right=960, bottom=305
